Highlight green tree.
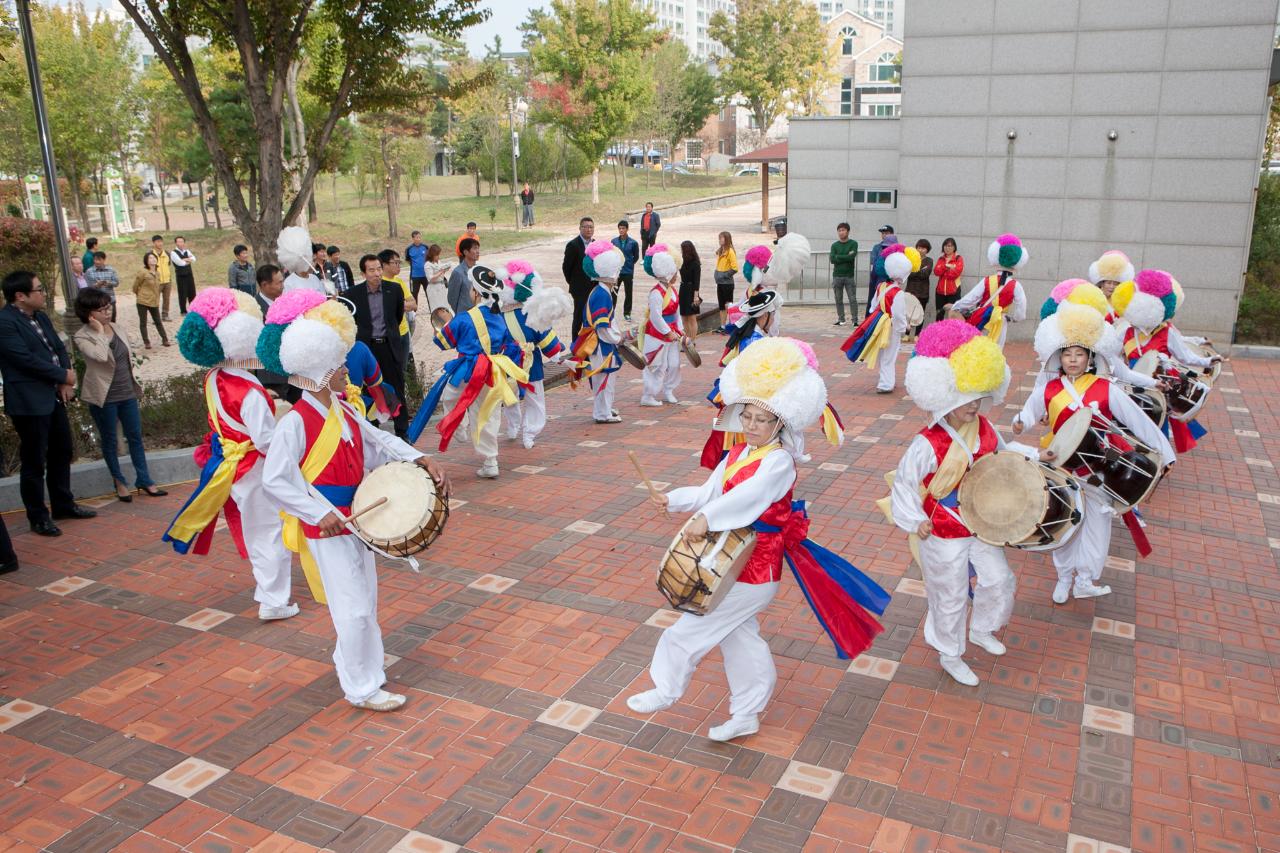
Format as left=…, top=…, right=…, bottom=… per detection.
left=525, top=0, right=663, bottom=203
left=709, top=0, right=827, bottom=147
left=117, top=0, right=487, bottom=261
left=637, top=41, right=718, bottom=188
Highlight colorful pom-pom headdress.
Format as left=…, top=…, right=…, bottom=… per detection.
left=987, top=233, right=1028, bottom=270
left=1110, top=268, right=1177, bottom=332
left=1033, top=300, right=1121, bottom=376
left=176, top=288, right=265, bottom=369
left=1039, top=278, right=1111, bottom=320
left=904, top=320, right=1011, bottom=423
left=498, top=259, right=572, bottom=331
left=276, top=225, right=315, bottom=275
left=741, top=244, right=773, bottom=288
left=257, top=290, right=356, bottom=390
left=583, top=240, right=624, bottom=282
left=1088, top=250, right=1134, bottom=285
left=881, top=243, right=922, bottom=283
left=642, top=244, right=679, bottom=281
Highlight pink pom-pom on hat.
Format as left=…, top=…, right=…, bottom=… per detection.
left=1134, top=268, right=1173, bottom=297
left=996, top=233, right=1021, bottom=247
left=745, top=245, right=772, bottom=267
left=645, top=244, right=670, bottom=257
left=188, top=288, right=240, bottom=329
left=1051, top=278, right=1088, bottom=303
left=914, top=319, right=980, bottom=358
left=266, top=289, right=326, bottom=326
left=585, top=239, right=616, bottom=259
left=503, top=259, right=534, bottom=281
left=791, top=338, right=820, bottom=371
left=884, top=243, right=907, bottom=255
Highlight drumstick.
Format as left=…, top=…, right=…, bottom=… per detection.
left=628, top=451, right=668, bottom=515
left=340, top=496, right=388, bottom=526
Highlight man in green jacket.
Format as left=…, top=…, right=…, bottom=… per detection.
left=829, top=223, right=858, bottom=325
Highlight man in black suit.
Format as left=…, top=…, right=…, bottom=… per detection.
left=639, top=202, right=661, bottom=255
left=0, top=271, right=97, bottom=536
left=347, top=255, right=409, bottom=437
left=563, top=217, right=595, bottom=339
left=251, top=264, right=295, bottom=401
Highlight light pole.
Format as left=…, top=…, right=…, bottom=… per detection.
left=15, top=0, right=76, bottom=329
left=507, top=98, right=520, bottom=230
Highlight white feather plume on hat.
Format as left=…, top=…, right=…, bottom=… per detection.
left=762, top=232, right=810, bottom=288
left=276, top=226, right=314, bottom=275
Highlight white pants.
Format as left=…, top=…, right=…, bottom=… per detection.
left=503, top=379, right=547, bottom=441
left=1052, top=484, right=1113, bottom=584
left=642, top=342, right=681, bottom=401
left=442, top=380, right=499, bottom=461
left=229, top=462, right=293, bottom=608
left=589, top=351, right=616, bottom=421
left=918, top=535, right=1015, bottom=658
left=648, top=581, right=778, bottom=720
left=877, top=333, right=901, bottom=391
left=310, top=534, right=385, bottom=704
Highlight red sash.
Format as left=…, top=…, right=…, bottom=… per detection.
left=293, top=402, right=365, bottom=539
left=722, top=444, right=793, bottom=583
left=645, top=285, right=680, bottom=342
left=919, top=418, right=998, bottom=539
left=203, top=370, right=275, bottom=481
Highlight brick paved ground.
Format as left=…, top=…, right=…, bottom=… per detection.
left=1, top=307, right=1277, bottom=853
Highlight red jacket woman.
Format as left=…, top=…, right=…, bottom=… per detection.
left=932, top=238, right=964, bottom=322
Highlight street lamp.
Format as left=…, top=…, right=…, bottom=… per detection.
left=507, top=98, right=520, bottom=230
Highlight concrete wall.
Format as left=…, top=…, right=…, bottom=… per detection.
left=788, top=0, right=1280, bottom=339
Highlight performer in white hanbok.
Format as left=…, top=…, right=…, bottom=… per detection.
left=567, top=241, right=627, bottom=423
left=950, top=233, right=1028, bottom=350
left=841, top=244, right=916, bottom=393
left=638, top=244, right=684, bottom=407
left=498, top=261, right=572, bottom=449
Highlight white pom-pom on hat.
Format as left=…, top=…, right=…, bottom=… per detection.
left=212, top=310, right=263, bottom=363
left=279, top=317, right=348, bottom=385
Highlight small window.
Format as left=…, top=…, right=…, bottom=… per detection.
left=870, top=51, right=898, bottom=82
left=848, top=188, right=897, bottom=209
left=839, top=78, right=853, bottom=115
left=838, top=25, right=857, bottom=55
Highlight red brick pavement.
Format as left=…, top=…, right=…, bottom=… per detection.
left=1, top=309, right=1278, bottom=853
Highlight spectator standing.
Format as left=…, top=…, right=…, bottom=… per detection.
left=519, top=182, right=535, bottom=226
left=713, top=231, right=737, bottom=331
left=378, top=248, right=417, bottom=361
left=310, top=242, right=333, bottom=290
left=81, top=237, right=98, bottom=273
left=151, top=235, right=173, bottom=319
left=454, top=222, right=480, bottom=259
left=227, top=244, right=256, bottom=295
left=325, top=246, right=353, bottom=294
left=405, top=231, right=429, bottom=301
left=448, top=239, right=480, bottom=318
left=422, top=244, right=452, bottom=322
left=169, top=235, right=197, bottom=314
left=678, top=240, right=702, bottom=340
left=72, top=289, right=167, bottom=503
left=866, top=225, right=895, bottom=316
left=0, top=272, right=96, bottom=536
left=562, top=217, right=595, bottom=338
left=132, top=252, right=169, bottom=349
left=829, top=223, right=858, bottom=326
left=70, top=256, right=90, bottom=291
left=84, top=251, right=120, bottom=321
left=904, top=238, right=933, bottom=340
left=932, top=237, right=965, bottom=322
left=348, top=255, right=409, bottom=436
left=252, top=264, right=292, bottom=399
left=639, top=202, right=661, bottom=255
left=611, top=220, right=640, bottom=322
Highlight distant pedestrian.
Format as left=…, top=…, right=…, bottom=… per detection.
left=326, top=246, right=353, bottom=295
left=562, top=217, right=595, bottom=339
left=132, top=252, right=169, bottom=349
left=70, top=256, right=89, bottom=291
left=714, top=231, right=737, bottom=330
left=448, top=238, right=480, bottom=317
left=904, top=238, right=933, bottom=340
left=866, top=225, right=895, bottom=316
left=639, top=202, right=661, bottom=255
left=84, top=251, right=120, bottom=321
left=933, top=237, right=964, bottom=322
left=169, top=235, right=197, bottom=314
left=151, top=235, right=173, bottom=319
left=73, top=288, right=167, bottom=503
left=611, top=220, right=640, bottom=322
left=678, top=240, right=702, bottom=340
left=378, top=248, right=416, bottom=362
left=519, top=182, right=535, bottom=226
left=252, top=265, right=292, bottom=400
left=227, top=244, right=256, bottom=295
left=405, top=231, right=429, bottom=300
left=348, top=255, right=409, bottom=436
left=81, top=237, right=98, bottom=273
left=829, top=222, right=858, bottom=326
left=455, top=222, right=479, bottom=259
left=422, top=244, right=452, bottom=325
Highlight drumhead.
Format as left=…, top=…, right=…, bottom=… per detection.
left=1046, top=408, right=1093, bottom=465
left=1188, top=342, right=1222, bottom=386
left=351, top=462, right=437, bottom=543
left=958, top=452, right=1049, bottom=546
left=1132, top=352, right=1159, bottom=377
left=682, top=337, right=703, bottom=368
left=617, top=342, right=647, bottom=370
left=430, top=307, right=453, bottom=330
left=902, top=293, right=924, bottom=328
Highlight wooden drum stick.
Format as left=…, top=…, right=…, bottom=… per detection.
left=341, top=495, right=388, bottom=526
left=628, top=451, right=669, bottom=516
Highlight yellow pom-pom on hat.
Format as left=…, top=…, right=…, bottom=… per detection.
left=902, top=246, right=922, bottom=273
left=1063, top=282, right=1110, bottom=317
left=305, top=299, right=356, bottom=349
left=1110, top=280, right=1136, bottom=317
left=735, top=337, right=806, bottom=402
left=950, top=336, right=1007, bottom=395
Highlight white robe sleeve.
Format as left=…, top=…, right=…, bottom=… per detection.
left=1105, top=352, right=1157, bottom=389
left=890, top=291, right=908, bottom=332
left=953, top=279, right=983, bottom=313
left=1106, top=383, right=1176, bottom=467
left=665, top=461, right=725, bottom=515
left=994, top=433, right=1042, bottom=461
left=352, top=404, right=426, bottom=467
left=1013, top=375, right=1048, bottom=431
left=1007, top=282, right=1027, bottom=322
left=261, top=412, right=334, bottom=526
left=239, top=390, right=276, bottom=453
left=1167, top=327, right=1212, bottom=368
left=891, top=436, right=935, bottom=535
left=697, top=450, right=795, bottom=531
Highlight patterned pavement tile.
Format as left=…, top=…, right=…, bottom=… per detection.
left=39, top=576, right=96, bottom=596
left=150, top=758, right=230, bottom=798
left=0, top=698, right=47, bottom=732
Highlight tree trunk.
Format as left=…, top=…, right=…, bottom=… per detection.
left=622, top=144, right=627, bottom=195
left=68, top=166, right=89, bottom=228
left=474, top=170, right=481, bottom=197
left=157, top=168, right=170, bottom=230
left=197, top=178, right=210, bottom=229
left=212, top=179, right=223, bottom=229
left=307, top=194, right=317, bottom=223
left=248, top=163, right=259, bottom=220
left=332, top=173, right=339, bottom=214
left=285, top=60, right=310, bottom=227
left=591, top=166, right=600, bottom=204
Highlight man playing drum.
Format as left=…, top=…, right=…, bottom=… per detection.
left=627, top=337, right=887, bottom=742
left=258, top=290, right=451, bottom=712
left=1013, top=302, right=1174, bottom=604
left=889, top=320, right=1051, bottom=687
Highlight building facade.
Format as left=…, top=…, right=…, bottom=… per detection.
left=640, top=0, right=734, bottom=60
left=787, top=0, right=1278, bottom=341
left=820, top=10, right=903, bottom=118
left=817, top=0, right=905, bottom=39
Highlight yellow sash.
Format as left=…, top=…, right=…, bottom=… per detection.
left=278, top=401, right=347, bottom=605
left=471, top=308, right=528, bottom=444
left=1041, top=374, right=1100, bottom=449
left=722, top=442, right=779, bottom=487
left=858, top=285, right=896, bottom=370
left=984, top=275, right=1007, bottom=344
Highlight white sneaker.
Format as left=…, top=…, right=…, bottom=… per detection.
left=521, top=435, right=535, bottom=449
left=1073, top=580, right=1112, bottom=599
left=594, top=414, right=623, bottom=424
left=663, top=393, right=679, bottom=404
left=352, top=690, right=406, bottom=712
left=626, top=690, right=673, bottom=714
left=476, top=459, right=499, bottom=479
left=940, top=655, right=979, bottom=686
left=1052, top=579, right=1072, bottom=605
left=640, top=397, right=663, bottom=407
left=708, top=716, right=759, bottom=742
left=503, top=431, right=519, bottom=441
left=258, top=603, right=299, bottom=621
left=968, top=630, right=1007, bottom=656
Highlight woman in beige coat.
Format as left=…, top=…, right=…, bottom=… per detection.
left=133, top=252, right=169, bottom=349
left=73, top=289, right=167, bottom=502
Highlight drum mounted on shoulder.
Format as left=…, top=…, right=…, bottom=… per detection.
left=657, top=521, right=756, bottom=615
left=1046, top=408, right=1164, bottom=511
left=348, top=462, right=449, bottom=557
left=958, top=452, right=1083, bottom=551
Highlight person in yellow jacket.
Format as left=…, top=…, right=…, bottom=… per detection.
left=151, top=234, right=173, bottom=320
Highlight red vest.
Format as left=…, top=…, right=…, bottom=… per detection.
left=1123, top=323, right=1170, bottom=362
left=293, top=402, right=365, bottom=539
left=880, top=284, right=902, bottom=316
left=1044, top=376, right=1130, bottom=475
left=207, top=369, right=274, bottom=479
left=975, top=273, right=1019, bottom=311
left=919, top=418, right=998, bottom=539
left=722, top=444, right=793, bottom=583
left=645, top=285, right=680, bottom=341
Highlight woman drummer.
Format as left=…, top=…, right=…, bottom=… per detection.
left=627, top=337, right=886, bottom=742
left=1013, top=302, right=1174, bottom=604
left=890, top=320, right=1051, bottom=687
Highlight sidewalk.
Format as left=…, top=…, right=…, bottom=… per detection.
left=1, top=308, right=1278, bottom=853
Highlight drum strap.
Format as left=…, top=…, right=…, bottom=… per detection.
left=722, top=443, right=780, bottom=486
left=1044, top=375, right=1103, bottom=447
left=279, top=401, right=349, bottom=605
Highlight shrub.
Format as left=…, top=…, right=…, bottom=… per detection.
left=0, top=216, right=58, bottom=309
left=1241, top=173, right=1280, bottom=343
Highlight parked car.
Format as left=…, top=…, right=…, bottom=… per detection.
left=662, top=162, right=693, bottom=175
left=733, top=164, right=784, bottom=177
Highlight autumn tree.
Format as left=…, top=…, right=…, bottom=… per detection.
left=635, top=41, right=718, bottom=188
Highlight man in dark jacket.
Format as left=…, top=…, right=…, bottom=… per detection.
left=0, top=271, right=96, bottom=536
left=562, top=217, right=595, bottom=338
left=347, top=255, right=409, bottom=436
left=639, top=202, right=661, bottom=255
left=866, top=225, right=896, bottom=316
